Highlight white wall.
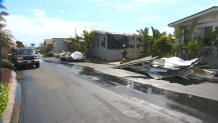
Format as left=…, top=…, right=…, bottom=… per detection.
left=92, top=34, right=108, bottom=60
left=107, top=49, right=139, bottom=61
left=52, top=39, right=68, bottom=53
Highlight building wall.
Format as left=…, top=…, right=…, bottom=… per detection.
left=92, top=34, right=108, bottom=60
left=92, top=33, right=140, bottom=61
left=107, top=49, right=139, bottom=61
left=180, top=12, right=218, bottom=26
left=52, top=39, right=68, bottom=53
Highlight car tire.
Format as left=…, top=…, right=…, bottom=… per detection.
left=36, top=63, right=40, bottom=68
left=15, top=64, right=21, bottom=70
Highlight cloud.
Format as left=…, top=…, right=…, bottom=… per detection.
left=193, top=5, right=204, bottom=10
left=160, top=26, right=174, bottom=34
left=99, top=24, right=108, bottom=28
left=59, top=10, right=64, bottom=13
left=138, top=0, right=176, bottom=3
left=138, top=0, right=158, bottom=3
left=181, top=8, right=194, bottom=14
left=89, top=0, right=101, bottom=1
left=140, top=16, right=159, bottom=21
left=29, top=9, right=45, bottom=16
left=4, top=14, right=108, bottom=46
left=97, top=3, right=109, bottom=6
left=89, top=0, right=109, bottom=6
left=117, top=5, right=142, bottom=9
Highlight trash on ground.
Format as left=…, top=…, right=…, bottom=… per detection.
left=71, top=51, right=85, bottom=60
left=59, top=50, right=85, bottom=61
left=114, top=56, right=218, bottom=81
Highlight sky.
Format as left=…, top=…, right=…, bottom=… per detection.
left=1, top=0, right=218, bottom=46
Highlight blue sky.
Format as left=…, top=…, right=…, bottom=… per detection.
left=1, top=0, right=218, bottom=46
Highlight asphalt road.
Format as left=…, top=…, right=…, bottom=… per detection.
left=19, top=60, right=218, bottom=123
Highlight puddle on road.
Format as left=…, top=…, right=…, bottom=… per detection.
left=14, top=82, right=22, bottom=107
left=44, top=60, right=218, bottom=118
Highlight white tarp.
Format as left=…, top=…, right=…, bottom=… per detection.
left=161, top=57, right=200, bottom=70
left=71, top=51, right=84, bottom=60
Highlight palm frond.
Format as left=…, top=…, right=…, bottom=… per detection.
left=189, top=19, right=198, bottom=39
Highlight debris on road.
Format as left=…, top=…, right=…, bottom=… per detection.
left=71, top=51, right=85, bottom=60
left=59, top=50, right=85, bottom=61
left=114, top=56, right=218, bottom=81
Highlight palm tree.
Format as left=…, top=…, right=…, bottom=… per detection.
left=172, top=19, right=198, bottom=59
left=136, top=28, right=150, bottom=57
left=0, top=5, right=9, bottom=29
left=31, top=43, right=35, bottom=47
left=0, top=5, right=14, bottom=58
left=82, top=30, right=96, bottom=58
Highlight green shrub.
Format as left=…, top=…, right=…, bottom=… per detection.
left=155, top=36, right=173, bottom=57
left=43, top=53, right=54, bottom=57
left=0, top=83, right=9, bottom=118
left=55, top=55, right=59, bottom=58
left=1, top=59, right=12, bottom=68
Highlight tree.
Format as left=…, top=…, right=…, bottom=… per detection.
left=150, top=26, right=163, bottom=56
left=0, top=5, right=15, bottom=58
left=172, top=23, right=184, bottom=58
left=155, top=36, right=173, bottom=57
left=31, top=43, right=35, bottom=47
left=209, top=26, right=218, bottom=57
left=38, top=43, right=52, bottom=54
left=68, top=29, right=96, bottom=58
left=0, top=5, right=9, bottom=29
left=172, top=19, right=212, bottom=59
left=136, top=28, right=150, bottom=57
left=82, top=30, right=96, bottom=58
left=16, top=41, right=24, bottom=48
left=69, top=31, right=84, bottom=52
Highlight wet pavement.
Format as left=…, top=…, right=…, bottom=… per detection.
left=10, top=81, right=22, bottom=123
left=18, top=60, right=218, bottom=123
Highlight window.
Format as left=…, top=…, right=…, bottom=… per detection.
left=97, top=38, right=99, bottom=47
left=184, top=29, right=189, bottom=43
left=204, top=26, right=212, bottom=46
left=102, top=37, right=106, bottom=47
left=17, top=49, right=35, bottom=55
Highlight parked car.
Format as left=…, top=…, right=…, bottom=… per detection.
left=11, top=48, right=40, bottom=69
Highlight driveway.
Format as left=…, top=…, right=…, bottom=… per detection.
left=19, top=60, right=218, bottom=123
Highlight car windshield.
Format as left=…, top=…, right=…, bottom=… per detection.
left=17, top=49, right=35, bottom=55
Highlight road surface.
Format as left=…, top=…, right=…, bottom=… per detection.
left=19, top=60, right=218, bottom=123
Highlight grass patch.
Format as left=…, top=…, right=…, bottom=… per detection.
left=0, top=83, right=9, bottom=119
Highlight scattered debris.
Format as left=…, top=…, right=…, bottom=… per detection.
left=59, top=50, right=85, bottom=61
left=114, top=56, right=218, bottom=81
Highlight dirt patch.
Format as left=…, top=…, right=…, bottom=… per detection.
left=1, top=68, right=12, bottom=85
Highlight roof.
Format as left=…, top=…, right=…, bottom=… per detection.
left=51, top=38, right=70, bottom=42
left=44, top=39, right=53, bottom=44
left=168, top=6, right=218, bottom=27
